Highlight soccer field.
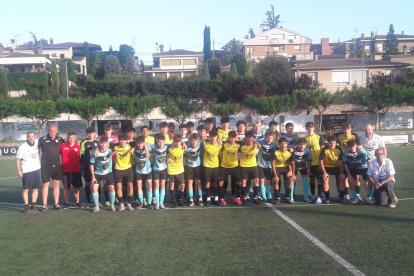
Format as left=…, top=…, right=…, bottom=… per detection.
left=1, top=147, right=414, bottom=276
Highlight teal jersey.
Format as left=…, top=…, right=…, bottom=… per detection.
left=257, top=140, right=279, bottom=168
left=343, top=148, right=369, bottom=169
left=185, top=141, right=202, bottom=168
left=133, top=147, right=152, bottom=174
left=149, top=144, right=168, bottom=171
left=90, top=148, right=112, bottom=175
left=294, top=147, right=312, bottom=171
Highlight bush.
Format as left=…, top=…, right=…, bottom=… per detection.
left=7, top=72, right=48, bottom=99
left=231, top=53, right=247, bottom=76
left=207, top=58, right=221, bottom=79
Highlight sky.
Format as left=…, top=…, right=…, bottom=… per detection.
left=1, top=0, right=413, bottom=63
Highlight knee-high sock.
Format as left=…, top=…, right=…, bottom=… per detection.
left=85, top=186, right=91, bottom=202
left=236, top=185, right=241, bottom=198
left=170, top=189, right=176, bottom=202
left=188, top=190, right=194, bottom=199
left=260, top=184, right=267, bottom=200
left=104, top=190, right=109, bottom=201
left=219, top=186, right=225, bottom=199
left=366, top=189, right=373, bottom=199
left=92, top=192, right=99, bottom=208
left=147, top=191, right=153, bottom=205
left=291, top=180, right=295, bottom=199
left=318, top=185, right=323, bottom=197
left=154, top=190, right=160, bottom=204
left=223, top=180, right=228, bottom=194
left=160, top=189, right=165, bottom=204
left=310, top=181, right=316, bottom=195
left=98, top=186, right=102, bottom=202
left=253, top=186, right=259, bottom=198
left=303, top=178, right=309, bottom=198
left=138, top=192, right=144, bottom=205
left=109, top=191, right=115, bottom=206
left=246, top=181, right=251, bottom=195
left=197, top=189, right=203, bottom=197
left=284, top=180, right=287, bottom=192
left=267, top=186, right=273, bottom=199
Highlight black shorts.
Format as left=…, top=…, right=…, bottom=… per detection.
left=219, top=167, right=241, bottom=182
left=22, top=170, right=41, bottom=189
left=325, top=167, right=340, bottom=176
left=309, top=165, right=322, bottom=179
left=186, top=166, right=201, bottom=181
left=136, top=172, right=153, bottom=181
left=153, top=169, right=167, bottom=181
left=275, top=166, right=289, bottom=177
left=95, top=173, right=115, bottom=186
left=114, top=168, right=133, bottom=184
left=41, top=164, right=63, bottom=183
left=295, top=169, right=307, bottom=176
left=204, top=167, right=219, bottom=183
left=258, top=167, right=273, bottom=180
left=63, top=172, right=83, bottom=189
left=349, top=168, right=368, bottom=180
left=83, top=163, right=92, bottom=182
left=168, top=173, right=185, bottom=185
left=240, top=166, right=259, bottom=180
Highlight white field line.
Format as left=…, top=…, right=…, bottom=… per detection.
left=266, top=203, right=366, bottom=276
left=0, top=176, right=18, bottom=181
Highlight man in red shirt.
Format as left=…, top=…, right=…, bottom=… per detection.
left=61, top=132, right=85, bottom=209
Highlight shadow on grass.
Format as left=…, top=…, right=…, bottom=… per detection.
left=0, top=205, right=25, bottom=214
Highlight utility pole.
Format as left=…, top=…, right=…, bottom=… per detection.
left=373, top=26, right=381, bottom=36
left=213, top=39, right=215, bottom=58
left=66, top=61, right=70, bottom=121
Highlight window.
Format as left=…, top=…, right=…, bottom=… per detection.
left=169, top=72, right=181, bottom=78
left=377, top=44, right=383, bottom=52
left=259, top=36, right=268, bottom=40
left=265, top=47, right=269, bottom=51
left=60, top=54, right=64, bottom=60
left=364, top=45, right=370, bottom=50
left=383, top=69, right=395, bottom=76
left=274, top=46, right=280, bottom=51
left=183, top=59, right=196, bottom=65
left=161, top=59, right=181, bottom=66
left=246, top=47, right=254, bottom=54
left=350, top=70, right=368, bottom=85
left=288, top=35, right=296, bottom=40
left=294, top=45, right=301, bottom=51
left=306, top=72, right=318, bottom=81
left=332, top=71, right=350, bottom=85
left=313, top=49, right=319, bottom=54
left=271, top=34, right=284, bottom=39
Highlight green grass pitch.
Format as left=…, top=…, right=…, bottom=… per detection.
left=0, top=146, right=413, bottom=275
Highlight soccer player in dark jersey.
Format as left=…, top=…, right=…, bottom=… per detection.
left=80, top=126, right=99, bottom=205
left=280, top=123, right=299, bottom=152
left=184, top=133, right=203, bottom=206
left=293, top=138, right=312, bottom=202
left=267, top=121, right=281, bottom=143
left=90, top=136, right=116, bottom=212
left=149, top=135, right=169, bottom=209
left=320, top=123, right=335, bottom=148
left=133, top=136, right=152, bottom=209
left=38, top=125, right=65, bottom=211
left=252, top=121, right=266, bottom=140
left=186, top=121, right=197, bottom=136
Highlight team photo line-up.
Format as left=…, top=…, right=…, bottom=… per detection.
left=16, top=117, right=398, bottom=214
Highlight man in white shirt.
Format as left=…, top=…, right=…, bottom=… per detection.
left=367, top=148, right=397, bottom=208
left=359, top=124, right=387, bottom=200
left=16, top=131, right=41, bottom=214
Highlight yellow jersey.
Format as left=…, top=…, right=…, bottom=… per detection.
left=239, top=143, right=257, bottom=167
left=159, top=134, right=174, bottom=145
left=167, top=146, right=184, bottom=175
left=319, top=147, right=343, bottom=168
left=203, top=142, right=222, bottom=168
left=217, top=128, right=232, bottom=142
left=114, top=144, right=132, bottom=170
left=334, top=132, right=361, bottom=153
left=145, top=136, right=155, bottom=145
left=306, top=134, right=323, bottom=166
left=221, top=142, right=242, bottom=168
left=271, top=149, right=294, bottom=167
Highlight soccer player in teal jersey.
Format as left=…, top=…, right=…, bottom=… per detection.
left=133, top=136, right=152, bottom=209
left=149, top=135, right=169, bottom=209
left=293, top=138, right=313, bottom=202
left=184, top=133, right=203, bottom=206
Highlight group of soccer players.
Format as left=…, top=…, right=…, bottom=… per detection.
left=16, top=117, right=385, bottom=214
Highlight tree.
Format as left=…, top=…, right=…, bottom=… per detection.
left=112, top=94, right=161, bottom=126
left=104, top=55, right=121, bottom=76
left=0, top=96, right=17, bottom=121
left=348, top=84, right=406, bottom=130
left=0, top=68, right=9, bottom=96
left=244, top=28, right=256, bottom=39
left=221, top=38, right=242, bottom=66
left=207, top=58, right=221, bottom=79
left=244, top=94, right=295, bottom=120
left=292, top=89, right=315, bottom=115
left=208, top=100, right=239, bottom=117
left=199, top=63, right=210, bottom=80
left=231, top=53, right=247, bottom=76
left=348, top=41, right=370, bottom=59
left=118, top=44, right=135, bottom=69
left=124, top=55, right=135, bottom=75
left=230, top=63, right=238, bottom=78
left=260, top=5, right=280, bottom=31
left=59, top=61, right=68, bottom=97
left=50, top=60, right=60, bottom=99
left=140, top=59, right=145, bottom=71
left=204, top=26, right=211, bottom=62
left=383, top=24, right=399, bottom=60
left=161, top=98, right=200, bottom=124
left=59, top=94, right=111, bottom=126
left=292, top=74, right=321, bottom=92
left=312, top=89, right=343, bottom=133
left=83, top=41, right=90, bottom=73
left=253, top=55, right=293, bottom=95
left=17, top=99, right=62, bottom=137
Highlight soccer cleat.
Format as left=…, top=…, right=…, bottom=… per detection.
left=171, top=200, right=177, bottom=208
left=197, top=200, right=204, bottom=207
left=220, top=199, right=227, bottom=206
left=98, top=202, right=103, bottom=208
left=63, top=202, right=70, bottom=210
left=242, top=199, right=247, bottom=205
left=253, top=198, right=261, bottom=205
left=246, top=194, right=250, bottom=201
left=160, top=203, right=166, bottom=209
left=274, top=198, right=281, bottom=204
left=351, top=198, right=359, bottom=204
left=105, top=201, right=110, bottom=207
left=133, top=199, right=140, bottom=206
left=126, top=204, right=134, bottom=211
left=93, top=207, right=100, bottom=213
left=232, top=194, right=237, bottom=201
left=189, top=200, right=194, bottom=207
left=75, top=202, right=85, bottom=209
left=286, top=198, right=294, bottom=204
left=304, top=197, right=312, bottom=203
left=235, top=198, right=242, bottom=205
left=152, top=197, right=156, bottom=205
left=41, top=205, right=48, bottom=212
left=54, top=205, right=63, bottom=210
left=322, top=198, right=330, bottom=204
left=178, top=199, right=184, bottom=206
left=24, top=207, right=32, bottom=214
left=339, top=198, right=348, bottom=204
left=118, top=204, right=125, bottom=212
left=267, top=199, right=273, bottom=203
left=146, top=204, right=154, bottom=210
left=136, top=203, right=143, bottom=209
left=110, top=205, right=116, bottom=212
left=155, top=204, right=160, bottom=210
left=357, top=196, right=365, bottom=203
left=365, top=198, right=375, bottom=205
left=205, top=200, right=211, bottom=206
left=31, top=207, right=39, bottom=214
left=315, top=197, right=322, bottom=204
left=310, top=195, right=317, bottom=202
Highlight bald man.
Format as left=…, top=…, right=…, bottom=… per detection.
left=38, top=125, right=65, bottom=211
left=359, top=124, right=386, bottom=202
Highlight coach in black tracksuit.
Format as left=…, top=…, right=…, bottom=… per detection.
left=38, top=125, right=65, bottom=211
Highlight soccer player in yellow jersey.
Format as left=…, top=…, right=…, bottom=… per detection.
left=141, top=125, right=155, bottom=145
left=239, top=131, right=262, bottom=205
left=126, top=127, right=140, bottom=205
left=202, top=130, right=222, bottom=206
left=268, top=121, right=281, bottom=143
left=236, top=120, right=247, bottom=141
left=204, top=118, right=214, bottom=137
left=217, top=117, right=233, bottom=142
left=305, top=122, right=324, bottom=202
left=167, top=134, right=186, bottom=207
left=113, top=133, right=134, bottom=211
left=197, top=125, right=208, bottom=140
left=319, top=136, right=345, bottom=204
left=219, top=131, right=243, bottom=205
left=271, top=137, right=295, bottom=204
left=159, top=122, right=175, bottom=145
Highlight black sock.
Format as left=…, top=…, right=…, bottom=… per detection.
left=179, top=190, right=184, bottom=200
left=236, top=185, right=241, bottom=198
left=212, top=186, right=217, bottom=198
left=231, top=178, right=236, bottom=195
left=31, top=202, right=36, bottom=207
left=104, top=190, right=109, bottom=201
left=274, top=189, right=280, bottom=199
left=324, top=191, right=330, bottom=199
left=219, top=186, right=225, bottom=199
left=223, top=180, right=228, bottom=194
left=318, top=185, right=323, bottom=197
left=286, top=188, right=292, bottom=199
left=253, top=186, right=259, bottom=197
left=25, top=204, right=29, bottom=208
left=345, top=187, right=350, bottom=195
left=206, top=187, right=211, bottom=198
left=85, top=185, right=91, bottom=202
left=170, top=189, right=176, bottom=202
left=127, top=196, right=134, bottom=204
left=355, top=186, right=360, bottom=194
left=133, top=185, right=138, bottom=201
left=310, top=182, right=316, bottom=195
left=98, top=186, right=102, bottom=202
left=241, top=186, right=247, bottom=197
left=118, top=197, right=124, bottom=204
left=123, top=193, right=127, bottom=202
left=340, top=191, right=345, bottom=198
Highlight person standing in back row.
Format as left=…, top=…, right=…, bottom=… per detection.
left=38, top=125, right=65, bottom=211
